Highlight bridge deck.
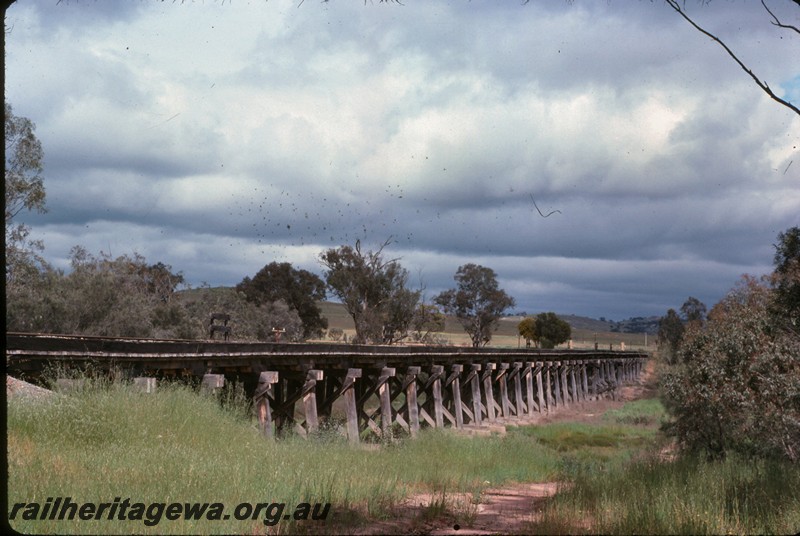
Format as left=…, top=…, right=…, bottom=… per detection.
left=6, top=332, right=647, bottom=375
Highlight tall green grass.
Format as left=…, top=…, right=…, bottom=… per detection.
left=530, top=452, right=800, bottom=535
left=527, top=397, right=800, bottom=535
left=7, top=379, right=560, bottom=534
left=11, top=379, right=797, bottom=534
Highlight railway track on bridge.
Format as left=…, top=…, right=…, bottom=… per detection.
left=6, top=332, right=649, bottom=442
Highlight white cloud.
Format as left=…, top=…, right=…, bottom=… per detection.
left=7, top=0, right=799, bottom=321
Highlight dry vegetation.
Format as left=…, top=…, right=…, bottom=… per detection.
left=317, top=300, right=652, bottom=351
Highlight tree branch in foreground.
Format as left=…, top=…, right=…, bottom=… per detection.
left=665, top=0, right=799, bottom=116
left=761, top=0, right=800, bottom=35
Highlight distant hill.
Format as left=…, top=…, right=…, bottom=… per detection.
left=510, top=313, right=661, bottom=335
left=503, top=314, right=613, bottom=333
left=609, top=316, right=661, bottom=335
left=179, top=290, right=658, bottom=340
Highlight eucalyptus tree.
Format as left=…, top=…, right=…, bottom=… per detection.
left=5, top=100, right=48, bottom=284
left=435, top=264, right=515, bottom=348
left=320, top=239, right=420, bottom=344
left=535, top=312, right=571, bottom=349
left=237, top=262, right=328, bottom=339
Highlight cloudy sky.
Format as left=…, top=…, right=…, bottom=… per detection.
left=5, top=0, right=799, bottom=320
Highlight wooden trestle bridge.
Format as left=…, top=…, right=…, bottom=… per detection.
left=6, top=332, right=648, bottom=442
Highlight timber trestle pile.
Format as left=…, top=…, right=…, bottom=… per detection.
left=6, top=332, right=648, bottom=442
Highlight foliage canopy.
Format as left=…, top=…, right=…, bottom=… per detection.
left=434, top=263, right=515, bottom=348
left=535, top=312, right=572, bottom=349
left=518, top=317, right=538, bottom=348
left=657, top=308, right=685, bottom=364
left=237, top=261, right=328, bottom=339
left=5, top=101, right=48, bottom=284
left=661, top=228, right=800, bottom=463
left=320, top=239, right=420, bottom=344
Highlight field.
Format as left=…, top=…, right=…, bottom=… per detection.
left=8, top=368, right=800, bottom=535
left=317, top=301, right=653, bottom=351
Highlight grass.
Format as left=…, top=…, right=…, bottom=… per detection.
left=526, top=397, right=800, bottom=535
left=530, top=452, right=800, bottom=535
left=10, top=376, right=798, bottom=534
left=7, top=378, right=561, bottom=534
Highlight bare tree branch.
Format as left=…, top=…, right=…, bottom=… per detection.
left=761, top=0, right=800, bottom=34
left=665, top=0, right=800, bottom=117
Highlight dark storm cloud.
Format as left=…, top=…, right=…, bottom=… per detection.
left=6, top=0, right=799, bottom=320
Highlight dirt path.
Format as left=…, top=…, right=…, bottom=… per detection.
left=354, top=359, right=657, bottom=535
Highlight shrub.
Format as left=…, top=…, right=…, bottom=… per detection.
left=660, top=276, right=800, bottom=461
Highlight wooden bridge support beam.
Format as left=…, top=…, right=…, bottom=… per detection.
left=342, top=368, right=361, bottom=444
left=403, top=367, right=421, bottom=437
left=482, top=363, right=497, bottom=423
left=511, top=362, right=525, bottom=420
left=522, top=362, right=535, bottom=417
left=578, top=361, right=587, bottom=403
left=466, top=364, right=482, bottom=426
left=589, top=360, right=599, bottom=400
left=606, top=360, right=618, bottom=399
left=419, top=365, right=445, bottom=429
left=200, top=373, right=225, bottom=395
left=558, top=361, right=568, bottom=407
left=302, top=369, right=324, bottom=435
left=569, top=361, right=579, bottom=405
left=600, top=360, right=610, bottom=398
left=355, top=367, right=407, bottom=441
left=378, top=367, right=396, bottom=439
left=134, top=377, right=157, bottom=393
left=272, top=377, right=292, bottom=433
left=599, top=360, right=608, bottom=398
left=254, top=371, right=279, bottom=438
left=443, top=364, right=464, bottom=429
left=553, top=361, right=562, bottom=407
left=496, top=363, right=512, bottom=420
left=534, top=362, right=546, bottom=413
left=269, top=371, right=324, bottom=437
left=168, top=357, right=649, bottom=441
left=580, top=361, right=589, bottom=403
